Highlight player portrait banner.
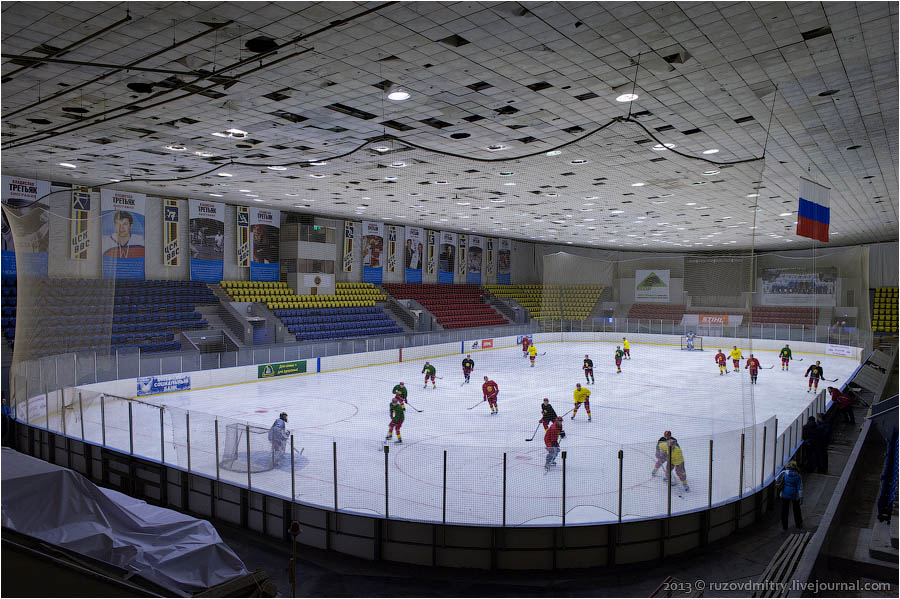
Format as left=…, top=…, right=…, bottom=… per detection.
left=457, top=234, right=467, bottom=278
left=70, top=186, right=91, bottom=260
left=189, top=199, right=224, bottom=281
left=250, top=207, right=280, bottom=281
left=634, top=269, right=670, bottom=303
left=386, top=225, right=398, bottom=274
left=497, top=238, right=511, bottom=284
left=342, top=220, right=355, bottom=273
left=1, top=175, right=51, bottom=276
left=467, top=235, right=483, bottom=284
left=164, top=199, right=180, bottom=267
left=426, top=229, right=436, bottom=276
left=485, top=238, right=495, bottom=277
left=236, top=206, right=250, bottom=268
left=404, top=226, right=423, bottom=283
left=760, top=266, right=837, bottom=306
left=101, top=189, right=146, bottom=280
left=361, top=221, right=384, bottom=284
left=438, top=231, right=457, bottom=284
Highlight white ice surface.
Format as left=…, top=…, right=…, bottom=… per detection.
left=71, top=341, right=858, bottom=526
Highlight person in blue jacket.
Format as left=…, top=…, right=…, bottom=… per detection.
left=776, top=460, right=804, bottom=530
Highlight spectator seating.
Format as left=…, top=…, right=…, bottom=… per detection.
left=383, top=283, right=508, bottom=329
left=1, top=275, right=17, bottom=347
left=872, top=287, right=898, bottom=333
left=2, top=278, right=214, bottom=357
left=483, top=284, right=604, bottom=320
left=273, top=306, right=403, bottom=342
left=220, top=280, right=385, bottom=310
left=747, top=306, right=818, bottom=325
left=628, top=303, right=687, bottom=321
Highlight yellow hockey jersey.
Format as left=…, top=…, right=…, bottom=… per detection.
left=573, top=387, right=591, bottom=403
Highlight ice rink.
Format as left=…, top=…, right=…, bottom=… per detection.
left=71, top=339, right=858, bottom=526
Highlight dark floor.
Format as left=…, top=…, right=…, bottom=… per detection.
left=217, top=412, right=875, bottom=598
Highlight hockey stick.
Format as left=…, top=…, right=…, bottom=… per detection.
left=525, top=422, right=542, bottom=442
left=762, top=365, right=775, bottom=369
left=293, top=447, right=304, bottom=457
left=466, top=398, right=486, bottom=410
left=405, top=401, right=424, bottom=413
left=825, top=377, right=840, bottom=382
left=795, top=357, right=804, bottom=362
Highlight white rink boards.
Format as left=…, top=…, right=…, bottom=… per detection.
left=72, top=339, right=859, bottom=526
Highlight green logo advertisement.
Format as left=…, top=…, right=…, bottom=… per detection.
left=636, top=271, right=667, bottom=290
left=258, top=360, right=307, bottom=378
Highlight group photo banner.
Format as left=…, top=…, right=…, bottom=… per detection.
left=361, top=221, right=384, bottom=284
left=101, top=189, right=146, bottom=280
left=164, top=199, right=180, bottom=267
left=250, top=207, right=280, bottom=281
left=405, top=226, right=423, bottom=283
left=1, top=175, right=51, bottom=277
left=189, top=200, right=224, bottom=281
left=498, top=238, right=511, bottom=284
left=760, top=266, right=838, bottom=306
left=635, top=269, right=670, bottom=303
left=467, top=235, right=483, bottom=284
left=70, top=186, right=91, bottom=261
left=438, top=231, right=457, bottom=284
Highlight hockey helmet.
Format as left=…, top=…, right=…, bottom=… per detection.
left=280, top=412, right=288, bottom=422
left=663, top=430, right=671, bottom=438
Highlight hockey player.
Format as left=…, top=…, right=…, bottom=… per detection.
left=614, top=345, right=625, bottom=373
left=544, top=416, right=565, bottom=470
left=715, top=349, right=728, bottom=375
left=805, top=361, right=825, bottom=393
left=582, top=354, right=595, bottom=384
left=623, top=337, right=631, bottom=359
left=651, top=430, right=673, bottom=476
left=482, top=376, right=500, bottom=415
left=652, top=432, right=689, bottom=491
left=729, top=346, right=743, bottom=372
left=268, top=412, right=290, bottom=459
left=521, top=335, right=531, bottom=358
left=685, top=331, right=696, bottom=350
left=745, top=354, right=761, bottom=384
left=386, top=396, right=405, bottom=443
left=461, top=354, right=475, bottom=384
left=422, top=361, right=436, bottom=389
left=779, top=344, right=792, bottom=371
left=539, top=397, right=558, bottom=431
left=392, top=382, right=408, bottom=401
left=528, top=343, right=538, bottom=367
left=571, top=383, right=591, bottom=421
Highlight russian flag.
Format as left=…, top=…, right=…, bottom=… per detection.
left=796, top=178, right=830, bottom=243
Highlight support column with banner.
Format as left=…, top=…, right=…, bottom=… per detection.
left=342, top=220, right=355, bottom=274
left=467, top=235, right=483, bottom=284
left=164, top=199, right=180, bottom=267
left=189, top=200, right=224, bottom=281
left=426, top=230, right=436, bottom=278
left=1, top=175, right=51, bottom=276
left=458, top=234, right=467, bottom=281
left=405, top=226, right=423, bottom=283
left=237, top=206, right=250, bottom=269
left=101, top=189, right=146, bottom=280
left=438, top=231, right=457, bottom=284
left=70, top=186, right=91, bottom=260
left=386, top=226, right=398, bottom=274
left=361, top=221, right=384, bottom=284
left=497, top=238, right=511, bottom=284
left=250, top=207, right=280, bottom=281
left=485, top=238, right=495, bottom=281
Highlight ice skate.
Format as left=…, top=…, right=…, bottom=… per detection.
left=588, top=416, right=592, bottom=422
left=683, top=484, right=690, bottom=492
left=385, top=434, right=392, bottom=440
left=651, top=468, right=658, bottom=477
left=571, top=414, right=576, bottom=420
left=395, top=437, right=403, bottom=444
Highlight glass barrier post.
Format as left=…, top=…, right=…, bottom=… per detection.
left=215, top=419, right=220, bottom=481
left=186, top=412, right=191, bottom=473
left=333, top=441, right=338, bottom=512
left=290, top=434, right=296, bottom=505
left=617, top=449, right=623, bottom=523
left=78, top=391, right=85, bottom=440
left=44, top=388, right=50, bottom=430
left=128, top=402, right=134, bottom=455
left=442, top=449, right=447, bottom=524
left=708, top=439, right=713, bottom=508
left=245, top=423, right=252, bottom=489
left=561, top=450, right=567, bottom=527
left=101, top=395, right=106, bottom=447
left=502, top=452, right=507, bottom=527
left=159, top=407, right=165, bottom=463
left=667, top=443, right=673, bottom=518
left=772, top=419, right=778, bottom=477
left=760, top=426, right=767, bottom=487
left=738, top=433, right=745, bottom=498
left=383, top=445, right=390, bottom=519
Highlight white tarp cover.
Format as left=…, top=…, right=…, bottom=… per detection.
left=1, top=448, right=248, bottom=595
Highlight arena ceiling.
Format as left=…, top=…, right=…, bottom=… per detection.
left=1, top=1, right=897, bottom=251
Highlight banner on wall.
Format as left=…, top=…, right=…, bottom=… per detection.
left=457, top=234, right=467, bottom=278
left=438, top=231, right=457, bottom=284
left=164, top=199, right=180, bottom=267
left=101, top=189, right=146, bottom=280
left=404, top=226, right=423, bottom=283
left=497, top=238, right=511, bottom=284
left=426, top=230, right=436, bottom=276
left=189, top=200, right=224, bottom=281
left=250, top=207, right=280, bottom=281
left=236, top=206, right=250, bottom=268
left=467, top=235, right=483, bottom=284
left=386, top=226, right=397, bottom=273
left=485, top=238, right=494, bottom=277
left=635, top=269, right=670, bottom=302
left=1, top=175, right=51, bottom=276
left=342, top=220, right=355, bottom=273
left=70, top=186, right=91, bottom=260
left=361, top=221, right=384, bottom=284
left=760, top=266, right=837, bottom=306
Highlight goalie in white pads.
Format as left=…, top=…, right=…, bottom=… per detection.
left=269, top=412, right=290, bottom=460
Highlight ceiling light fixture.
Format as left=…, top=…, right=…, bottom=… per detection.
left=702, top=148, right=719, bottom=155
left=58, top=162, right=77, bottom=168
left=217, top=172, right=233, bottom=177
left=616, top=93, right=639, bottom=102
left=309, top=161, right=327, bottom=166
left=545, top=150, right=562, bottom=156
left=267, top=165, right=287, bottom=171
left=746, top=193, right=759, bottom=198
left=498, top=172, right=515, bottom=176
left=570, top=159, right=588, bottom=165
left=652, top=143, right=675, bottom=151
left=702, top=170, right=720, bottom=175
left=194, top=151, right=214, bottom=157
left=486, top=144, right=507, bottom=152
left=631, top=182, right=646, bottom=187
left=165, top=145, right=186, bottom=151
left=389, top=161, right=407, bottom=168
left=309, top=173, right=327, bottom=178
left=373, top=146, right=390, bottom=152
left=387, top=86, right=411, bottom=101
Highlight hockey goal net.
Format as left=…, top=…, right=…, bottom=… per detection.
left=219, top=422, right=288, bottom=473
left=680, top=335, right=703, bottom=351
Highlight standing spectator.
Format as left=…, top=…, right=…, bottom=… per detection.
left=776, top=460, right=804, bottom=530
left=816, top=413, right=831, bottom=473
left=801, top=416, right=820, bottom=471
left=828, top=387, right=856, bottom=424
